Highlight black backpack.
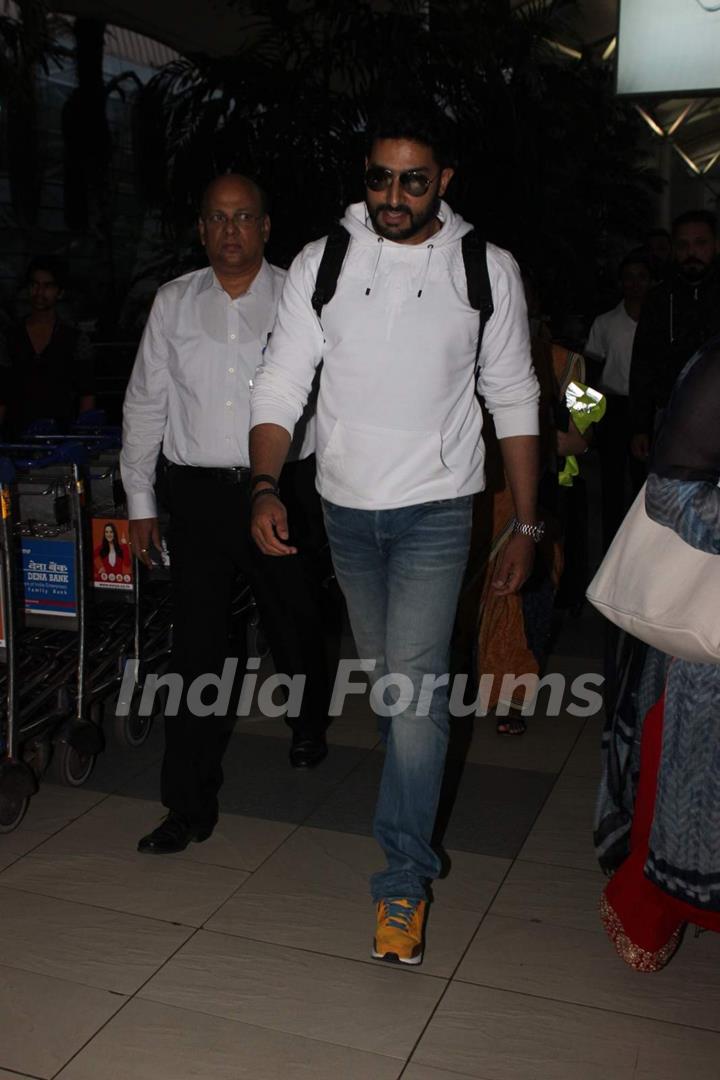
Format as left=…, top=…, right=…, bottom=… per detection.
left=310, top=224, right=495, bottom=365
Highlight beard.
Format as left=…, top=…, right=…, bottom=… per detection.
left=677, top=255, right=712, bottom=282
left=679, top=260, right=709, bottom=282
left=368, top=195, right=440, bottom=241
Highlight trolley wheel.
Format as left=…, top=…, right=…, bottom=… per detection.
left=0, top=791, right=29, bottom=833
left=113, top=684, right=164, bottom=749
left=114, top=701, right=153, bottom=748
left=23, top=737, right=52, bottom=779
left=49, top=740, right=96, bottom=787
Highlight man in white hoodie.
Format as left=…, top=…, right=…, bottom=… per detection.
left=249, top=104, right=540, bottom=965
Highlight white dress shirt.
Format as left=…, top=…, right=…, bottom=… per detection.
left=585, top=301, right=639, bottom=397
left=121, top=260, right=315, bottom=520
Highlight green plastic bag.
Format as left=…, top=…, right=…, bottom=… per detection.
left=558, top=380, right=606, bottom=487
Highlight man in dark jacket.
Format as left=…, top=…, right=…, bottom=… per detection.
left=629, top=210, right=720, bottom=461
left=0, top=257, right=95, bottom=437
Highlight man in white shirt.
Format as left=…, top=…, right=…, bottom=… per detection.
left=121, top=174, right=330, bottom=856
left=585, top=251, right=652, bottom=548
left=249, top=104, right=541, bottom=965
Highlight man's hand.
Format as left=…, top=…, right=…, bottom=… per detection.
left=251, top=492, right=298, bottom=556
left=492, top=533, right=535, bottom=596
left=556, top=422, right=588, bottom=458
left=129, top=517, right=161, bottom=568
left=631, top=433, right=650, bottom=461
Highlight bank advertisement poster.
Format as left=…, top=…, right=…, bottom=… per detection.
left=92, top=518, right=133, bottom=590
left=22, top=538, right=77, bottom=617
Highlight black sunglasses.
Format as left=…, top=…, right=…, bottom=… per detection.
left=364, top=166, right=438, bottom=197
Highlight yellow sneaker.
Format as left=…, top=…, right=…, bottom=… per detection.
left=372, top=897, right=426, bottom=965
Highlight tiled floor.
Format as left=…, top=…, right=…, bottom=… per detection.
left=2, top=608, right=720, bottom=1079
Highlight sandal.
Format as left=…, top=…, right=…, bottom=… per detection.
left=496, top=716, right=527, bottom=736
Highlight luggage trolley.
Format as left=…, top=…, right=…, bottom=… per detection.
left=58, top=418, right=272, bottom=711
left=5, top=440, right=106, bottom=790
left=87, top=500, right=172, bottom=751
left=0, top=457, right=38, bottom=831
left=0, top=432, right=176, bottom=830
left=26, top=426, right=174, bottom=752
left=0, top=422, right=271, bottom=831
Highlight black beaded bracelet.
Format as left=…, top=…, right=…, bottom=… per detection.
left=250, top=473, right=279, bottom=491
left=250, top=486, right=281, bottom=506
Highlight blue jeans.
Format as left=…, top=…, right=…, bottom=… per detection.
left=322, top=496, right=473, bottom=902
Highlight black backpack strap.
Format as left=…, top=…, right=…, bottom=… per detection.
left=461, top=230, right=494, bottom=369
left=311, top=225, right=351, bottom=320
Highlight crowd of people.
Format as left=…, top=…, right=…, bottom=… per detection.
left=2, top=101, right=718, bottom=972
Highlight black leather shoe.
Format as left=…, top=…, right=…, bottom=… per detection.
left=289, top=732, right=328, bottom=769
left=137, top=812, right=214, bottom=854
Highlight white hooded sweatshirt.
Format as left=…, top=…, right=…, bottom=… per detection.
left=251, top=200, right=539, bottom=510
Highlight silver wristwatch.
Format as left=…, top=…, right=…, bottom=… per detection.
left=511, top=518, right=545, bottom=543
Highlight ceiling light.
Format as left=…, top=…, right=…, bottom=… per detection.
left=634, top=105, right=665, bottom=137
left=602, top=37, right=617, bottom=61
left=672, top=144, right=701, bottom=174
left=544, top=38, right=583, bottom=61
left=666, top=104, right=694, bottom=136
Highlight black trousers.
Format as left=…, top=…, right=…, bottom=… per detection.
left=555, top=477, right=589, bottom=612
left=596, top=395, right=646, bottom=551
left=160, top=455, right=330, bottom=826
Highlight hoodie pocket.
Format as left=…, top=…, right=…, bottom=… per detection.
left=319, top=419, right=455, bottom=502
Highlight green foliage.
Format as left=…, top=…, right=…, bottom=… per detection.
left=0, top=0, right=68, bottom=226
left=135, top=0, right=658, bottom=312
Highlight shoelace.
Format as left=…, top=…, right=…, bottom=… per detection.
left=382, top=898, right=420, bottom=932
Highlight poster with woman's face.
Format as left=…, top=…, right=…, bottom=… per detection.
left=92, top=518, right=133, bottom=590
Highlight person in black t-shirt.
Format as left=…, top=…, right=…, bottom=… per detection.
left=0, top=257, right=95, bottom=437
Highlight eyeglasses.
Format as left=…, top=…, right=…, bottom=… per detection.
left=203, top=211, right=263, bottom=228
left=364, top=166, right=438, bottom=197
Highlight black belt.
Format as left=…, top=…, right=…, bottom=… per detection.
left=170, top=464, right=251, bottom=484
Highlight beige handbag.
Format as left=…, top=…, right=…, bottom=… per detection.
left=586, top=483, right=720, bottom=664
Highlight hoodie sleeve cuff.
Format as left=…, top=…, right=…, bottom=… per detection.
left=249, top=404, right=298, bottom=439
left=492, top=404, right=540, bottom=440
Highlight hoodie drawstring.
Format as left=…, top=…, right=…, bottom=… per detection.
left=365, top=237, right=384, bottom=297
left=363, top=236, right=436, bottom=300
left=417, top=243, right=434, bottom=299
